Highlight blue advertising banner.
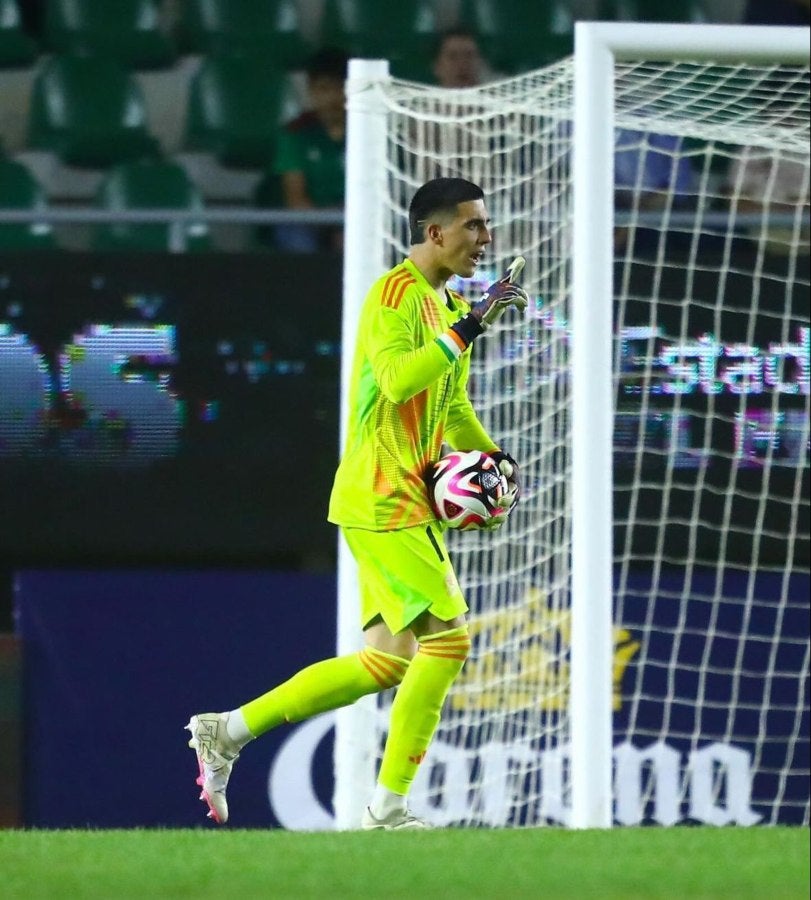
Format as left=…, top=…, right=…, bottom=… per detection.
left=15, top=567, right=809, bottom=828
left=614, top=567, right=809, bottom=826
left=15, top=570, right=337, bottom=828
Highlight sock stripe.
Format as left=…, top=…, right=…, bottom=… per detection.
left=359, top=650, right=392, bottom=688
left=418, top=649, right=469, bottom=661
left=419, top=638, right=471, bottom=649
left=365, top=648, right=410, bottom=681
left=417, top=633, right=472, bottom=662
left=359, top=649, right=409, bottom=688
left=369, top=656, right=407, bottom=687
left=420, top=642, right=470, bottom=653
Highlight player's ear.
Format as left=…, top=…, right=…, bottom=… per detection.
left=427, top=222, right=443, bottom=245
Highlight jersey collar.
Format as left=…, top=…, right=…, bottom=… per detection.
left=400, top=258, right=468, bottom=316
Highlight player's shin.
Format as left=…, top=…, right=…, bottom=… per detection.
left=240, top=647, right=409, bottom=737
left=376, top=626, right=471, bottom=798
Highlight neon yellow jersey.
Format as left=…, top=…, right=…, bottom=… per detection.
left=328, top=258, right=497, bottom=531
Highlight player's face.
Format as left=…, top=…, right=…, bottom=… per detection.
left=440, top=199, right=491, bottom=278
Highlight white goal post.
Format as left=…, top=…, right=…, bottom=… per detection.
left=571, top=21, right=810, bottom=829
left=336, top=23, right=810, bottom=831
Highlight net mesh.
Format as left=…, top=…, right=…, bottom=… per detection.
left=355, top=55, right=809, bottom=826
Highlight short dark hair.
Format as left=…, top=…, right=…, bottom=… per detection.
left=408, top=177, right=484, bottom=244
left=432, top=26, right=480, bottom=61
left=305, top=47, right=349, bottom=82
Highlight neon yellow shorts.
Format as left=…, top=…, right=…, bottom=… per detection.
left=342, top=524, right=468, bottom=634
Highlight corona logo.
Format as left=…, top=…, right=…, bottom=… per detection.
left=267, top=715, right=762, bottom=830
left=449, top=588, right=640, bottom=713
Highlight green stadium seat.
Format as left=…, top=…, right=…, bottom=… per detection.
left=457, top=0, right=573, bottom=72
left=178, top=0, right=310, bottom=68
left=93, top=159, right=209, bottom=252
left=0, top=157, right=55, bottom=250
left=185, top=55, right=286, bottom=168
left=318, top=0, right=438, bottom=66
left=0, top=0, right=37, bottom=67
left=597, top=0, right=704, bottom=22
left=28, top=55, right=160, bottom=168
left=315, top=0, right=361, bottom=56
left=44, top=0, right=176, bottom=69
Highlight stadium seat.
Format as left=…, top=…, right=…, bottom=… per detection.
left=185, top=55, right=287, bottom=168
left=44, top=0, right=176, bottom=69
left=93, top=159, right=209, bottom=252
left=318, top=0, right=438, bottom=66
left=457, top=0, right=573, bottom=72
left=0, top=157, right=55, bottom=250
left=0, top=0, right=37, bottom=67
left=178, top=0, right=310, bottom=68
left=27, top=55, right=160, bottom=168
left=597, top=0, right=704, bottom=22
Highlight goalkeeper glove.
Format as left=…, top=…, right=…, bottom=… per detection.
left=475, top=450, right=520, bottom=532
left=450, top=256, right=529, bottom=348
left=490, top=449, right=520, bottom=511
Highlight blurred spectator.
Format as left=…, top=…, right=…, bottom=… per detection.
left=432, top=27, right=488, bottom=88
left=613, top=128, right=697, bottom=253
left=726, top=146, right=810, bottom=255
left=744, top=0, right=810, bottom=24
left=271, top=47, right=348, bottom=253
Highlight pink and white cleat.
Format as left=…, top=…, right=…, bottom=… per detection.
left=185, top=713, right=240, bottom=824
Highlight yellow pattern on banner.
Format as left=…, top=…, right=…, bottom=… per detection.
left=450, top=588, right=640, bottom=713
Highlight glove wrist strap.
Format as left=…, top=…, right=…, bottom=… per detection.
left=450, top=312, right=484, bottom=348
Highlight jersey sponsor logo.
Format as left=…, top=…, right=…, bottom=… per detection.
left=381, top=269, right=415, bottom=310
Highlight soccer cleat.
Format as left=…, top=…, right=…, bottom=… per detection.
left=185, top=712, right=240, bottom=824
left=360, top=806, right=432, bottom=830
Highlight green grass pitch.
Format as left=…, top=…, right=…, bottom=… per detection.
left=0, top=827, right=808, bottom=899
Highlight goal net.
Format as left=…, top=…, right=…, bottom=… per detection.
left=337, top=25, right=810, bottom=828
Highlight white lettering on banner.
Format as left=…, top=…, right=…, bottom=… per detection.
left=614, top=741, right=681, bottom=826
left=267, top=713, right=334, bottom=830
left=618, top=325, right=810, bottom=397
left=687, top=744, right=762, bottom=826
left=266, top=718, right=762, bottom=829
left=537, top=746, right=570, bottom=826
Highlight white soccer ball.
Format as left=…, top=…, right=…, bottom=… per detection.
left=428, top=450, right=509, bottom=530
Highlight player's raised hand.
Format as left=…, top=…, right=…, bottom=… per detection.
left=448, top=256, right=529, bottom=351
left=468, top=256, right=529, bottom=330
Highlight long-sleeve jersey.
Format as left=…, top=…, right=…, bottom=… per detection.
left=328, top=258, right=497, bottom=531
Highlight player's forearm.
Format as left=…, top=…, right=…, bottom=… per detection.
left=445, top=414, right=497, bottom=455
left=373, top=337, right=462, bottom=404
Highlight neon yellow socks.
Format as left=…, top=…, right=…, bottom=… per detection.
left=377, top=625, right=471, bottom=796
left=240, top=647, right=409, bottom=737
left=233, top=626, right=471, bottom=806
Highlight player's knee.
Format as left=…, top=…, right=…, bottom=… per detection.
left=418, top=624, right=471, bottom=666
left=359, top=646, right=411, bottom=690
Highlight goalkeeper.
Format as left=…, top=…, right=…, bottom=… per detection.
left=186, top=177, right=528, bottom=828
